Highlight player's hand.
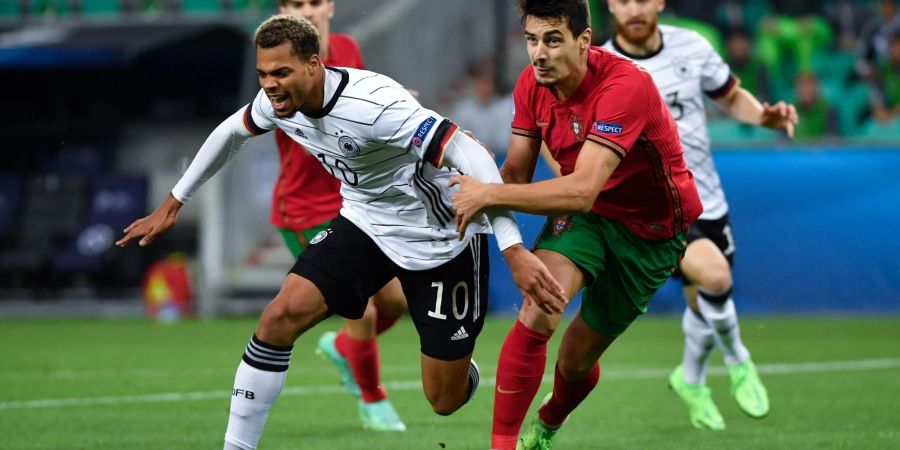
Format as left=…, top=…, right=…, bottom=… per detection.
left=502, top=244, right=567, bottom=314
left=116, top=194, right=183, bottom=248
left=449, top=175, right=490, bottom=239
left=761, top=101, right=799, bottom=139
left=461, top=130, right=496, bottom=161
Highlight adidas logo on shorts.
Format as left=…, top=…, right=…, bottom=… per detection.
left=451, top=326, right=470, bottom=341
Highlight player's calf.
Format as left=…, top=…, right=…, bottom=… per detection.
left=422, top=356, right=480, bottom=415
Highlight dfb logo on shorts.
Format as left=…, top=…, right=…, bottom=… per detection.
left=232, top=388, right=255, bottom=399
left=310, top=228, right=332, bottom=245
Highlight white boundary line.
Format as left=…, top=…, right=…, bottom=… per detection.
left=1, top=357, right=897, bottom=410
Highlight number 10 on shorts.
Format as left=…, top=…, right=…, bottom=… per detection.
left=428, top=281, right=476, bottom=321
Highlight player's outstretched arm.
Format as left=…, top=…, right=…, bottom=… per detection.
left=716, top=87, right=799, bottom=138
left=116, top=106, right=256, bottom=248
left=439, top=131, right=566, bottom=309
left=116, top=193, right=183, bottom=248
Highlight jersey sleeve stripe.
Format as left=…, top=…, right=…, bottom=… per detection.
left=586, top=134, right=626, bottom=159
left=705, top=74, right=739, bottom=99
left=243, top=104, right=268, bottom=136
left=511, top=126, right=541, bottom=138
left=424, top=119, right=459, bottom=167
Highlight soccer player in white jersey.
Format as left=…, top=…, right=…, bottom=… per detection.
left=116, top=15, right=566, bottom=450
left=604, top=0, right=798, bottom=431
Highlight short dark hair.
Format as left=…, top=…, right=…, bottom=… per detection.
left=516, top=0, right=590, bottom=38
left=255, top=14, right=320, bottom=60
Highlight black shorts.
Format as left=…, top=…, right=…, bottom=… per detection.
left=673, top=214, right=736, bottom=282
left=290, top=214, right=489, bottom=361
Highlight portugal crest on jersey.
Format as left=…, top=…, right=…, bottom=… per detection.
left=551, top=215, right=573, bottom=237
left=570, top=113, right=584, bottom=141
left=338, top=135, right=361, bottom=158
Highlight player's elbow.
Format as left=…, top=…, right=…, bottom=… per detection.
left=569, top=186, right=597, bottom=213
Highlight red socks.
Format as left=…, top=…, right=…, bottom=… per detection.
left=334, top=332, right=387, bottom=403
left=538, top=362, right=600, bottom=428
left=491, top=320, right=551, bottom=450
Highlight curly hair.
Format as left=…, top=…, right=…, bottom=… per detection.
left=255, top=14, right=320, bottom=60
left=516, top=0, right=590, bottom=37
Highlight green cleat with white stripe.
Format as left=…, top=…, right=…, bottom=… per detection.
left=729, top=359, right=769, bottom=418
left=668, top=365, right=726, bottom=431
left=359, top=399, right=407, bottom=432
left=517, top=393, right=561, bottom=450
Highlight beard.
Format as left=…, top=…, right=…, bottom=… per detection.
left=615, top=18, right=658, bottom=45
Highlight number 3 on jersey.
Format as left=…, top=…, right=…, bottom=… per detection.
left=666, top=91, right=684, bottom=121
left=428, top=281, right=475, bottom=321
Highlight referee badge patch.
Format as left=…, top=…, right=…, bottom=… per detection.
left=551, top=215, right=573, bottom=237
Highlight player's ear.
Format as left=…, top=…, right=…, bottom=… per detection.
left=580, top=28, right=592, bottom=51
left=307, top=53, right=320, bottom=72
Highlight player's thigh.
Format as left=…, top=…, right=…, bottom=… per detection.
left=580, top=219, right=685, bottom=337
left=526, top=213, right=604, bottom=333
left=516, top=248, right=586, bottom=335
left=370, top=277, right=407, bottom=317
left=289, top=215, right=397, bottom=320
left=398, top=234, right=489, bottom=362
left=257, top=273, right=330, bottom=346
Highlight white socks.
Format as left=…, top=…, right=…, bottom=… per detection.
left=680, top=307, right=716, bottom=384
left=224, top=335, right=292, bottom=450
left=696, top=289, right=750, bottom=366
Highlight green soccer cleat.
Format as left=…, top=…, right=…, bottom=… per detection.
left=517, top=393, right=562, bottom=450
left=359, top=399, right=407, bottom=431
left=668, top=365, right=726, bottom=431
left=315, top=331, right=361, bottom=399
left=729, top=359, right=769, bottom=418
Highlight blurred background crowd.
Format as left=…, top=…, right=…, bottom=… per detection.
left=0, top=0, right=897, bottom=315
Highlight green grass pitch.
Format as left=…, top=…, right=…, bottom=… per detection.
left=1, top=315, right=898, bottom=449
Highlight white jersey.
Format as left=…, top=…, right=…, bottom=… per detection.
left=243, top=67, right=496, bottom=270
left=603, top=25, right=737, bottom=220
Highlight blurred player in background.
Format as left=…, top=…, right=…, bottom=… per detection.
left=274, top=0, right=407, bottom=431
left=604, top=0, right=798, bottom=431
left=449, top=1, right=702, bottom=448
left=118, top=15, right=566, bottom=450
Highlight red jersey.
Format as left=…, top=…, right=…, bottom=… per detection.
left=271, top=33, right=365, bottom=231
left=511, top=47, right=702, bottom=240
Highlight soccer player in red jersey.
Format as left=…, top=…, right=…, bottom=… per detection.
left=449, top=1, right=702, bottom=448
left=274, top=0, right=407, bottom=431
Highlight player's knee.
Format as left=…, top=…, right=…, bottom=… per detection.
left=701, top=266, right=732, bottom=294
